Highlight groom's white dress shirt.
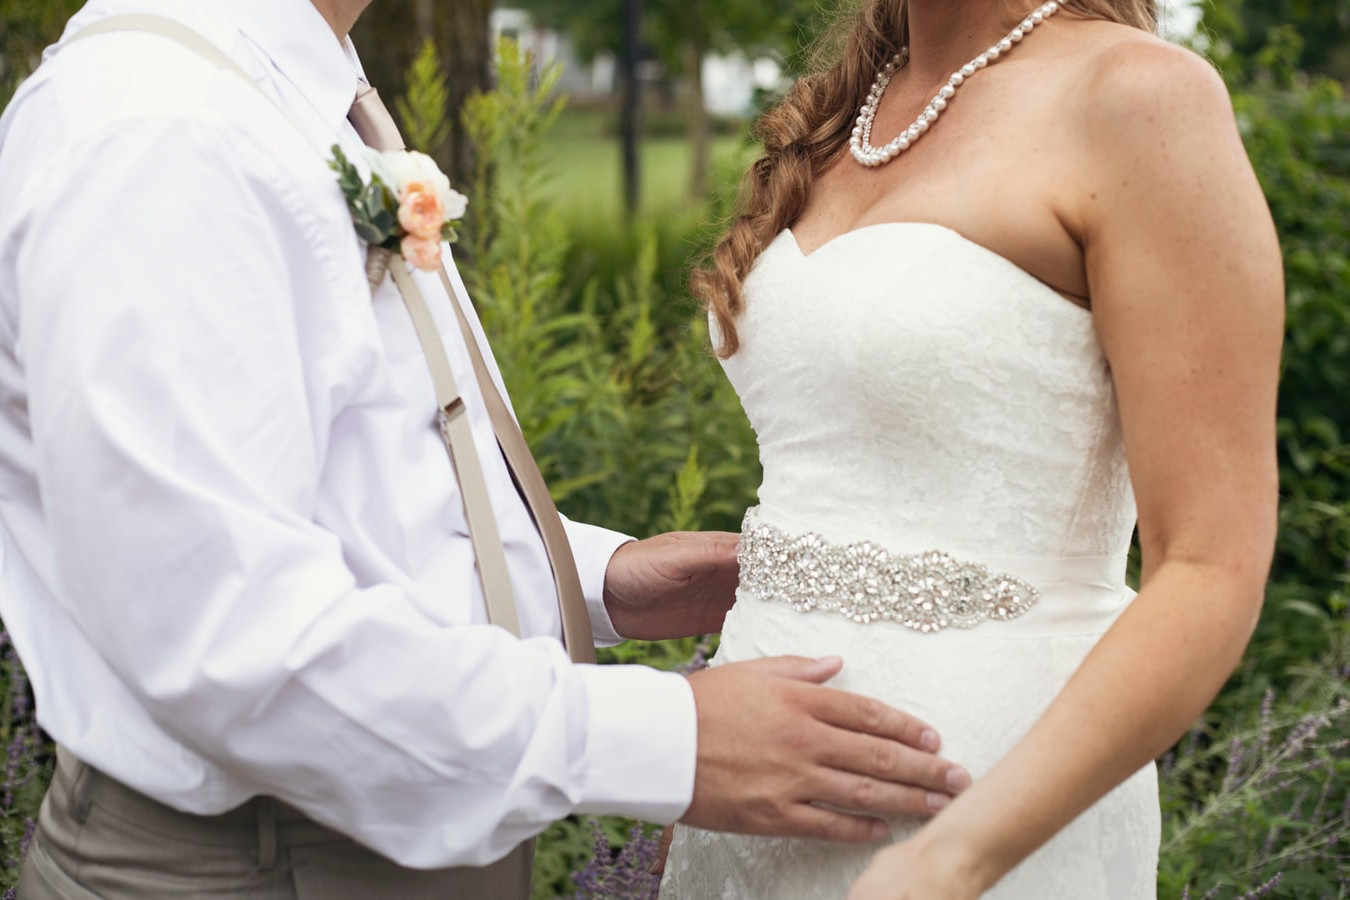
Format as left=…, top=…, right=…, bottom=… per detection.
left=0, top=0, right=696, bottom=868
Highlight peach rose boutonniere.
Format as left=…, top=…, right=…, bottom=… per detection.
left=327, top=144, right=468, bottom=289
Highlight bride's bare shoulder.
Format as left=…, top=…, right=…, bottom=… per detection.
left=1055, top=21, right=1234, bottom=138
left=1040, top=20, right=1241, bottom=211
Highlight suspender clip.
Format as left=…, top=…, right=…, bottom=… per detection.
left=437, top=399, right=466, bottom=446
left=439, top=397, right=466, bottom=421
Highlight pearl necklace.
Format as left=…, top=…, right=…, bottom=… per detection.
left=849, top=1, right=1061, bottom=167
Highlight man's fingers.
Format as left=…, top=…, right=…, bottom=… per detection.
left=819, top=732, right=969, bottom=799
left=683, top=657, right=965, bottom=843
left=778, top=803, right=891, bottom=844
left=809, top=767, right=952, bottom=818
left=806, top=685, right=941, bottom=751
left=692, top=530, right=740, bottom=561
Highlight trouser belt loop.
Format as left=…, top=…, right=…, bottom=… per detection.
left=255, top=797, right=278, bottom=870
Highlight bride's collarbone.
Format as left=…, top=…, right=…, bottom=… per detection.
left=795, top=56, right=1094, bottom=306
left=792, top=182, right=1091, bottom=309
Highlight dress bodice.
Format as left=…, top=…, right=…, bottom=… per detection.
left=720, top=223, right=1136, bottom=560
left=664, top=224, right=1160, bottom=900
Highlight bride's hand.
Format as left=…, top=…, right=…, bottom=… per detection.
left=847, top=833, right=984, bottom=900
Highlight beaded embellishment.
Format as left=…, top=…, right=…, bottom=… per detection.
left=739, top=513, right=1040, bottom=633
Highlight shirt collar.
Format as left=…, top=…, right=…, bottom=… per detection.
left=224, top=0, right=363, bottom=136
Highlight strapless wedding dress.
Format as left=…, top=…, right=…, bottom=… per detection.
left=661, top=224, right=1160, bottom=898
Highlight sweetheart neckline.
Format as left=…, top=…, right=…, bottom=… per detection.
left=779, top=222, right=1090, bottom=314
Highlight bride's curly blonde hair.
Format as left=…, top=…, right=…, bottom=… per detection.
left=695, top=0, right=1158, bottom=357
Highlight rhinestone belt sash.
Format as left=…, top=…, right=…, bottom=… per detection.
left=739, top=512, right=1041, bottom=633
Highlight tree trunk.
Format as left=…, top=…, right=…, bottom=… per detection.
left=432, top=0, right=493, bottom=191
left=684, top=28, right=709, bottom=200
left=619, top=0, right=643, bottom=220
left=413, top=0, right=433, bottom=37
left=349, top=1, right=419, bottom=125
left=350, top=0, right=492, bottom=190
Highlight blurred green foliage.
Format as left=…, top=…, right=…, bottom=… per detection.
left=1203, top=16, right=1350, bottom=714
left=1158, top=19, right=1350, bottom=895
left=0, top=0, right=81, bottom=107
left=1158, top=637, right=1349, bottom=897
left=1201, top=0, right=1350, bottom=82
left=461, top=40, right=761, bottom=544
left=512, top=0, right=822, bottom=69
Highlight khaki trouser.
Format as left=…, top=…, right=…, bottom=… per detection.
left=19, top=748, right=532, bottom=899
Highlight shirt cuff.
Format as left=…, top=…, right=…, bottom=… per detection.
left=573, top=663, right=697, bottom=823
left=563, top=519, right=635, bottom=647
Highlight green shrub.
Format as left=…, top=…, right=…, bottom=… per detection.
left=0, top=633, right=46, bottom=895
left=1160, top=635, right=1350, bottom=898
left=0, top=0, right=82, bottom=108
left=1220, top=53, right=1350, bottom=717
left=460, top=41, right=760, bottom=543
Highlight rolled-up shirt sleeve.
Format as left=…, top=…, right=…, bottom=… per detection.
left=10, top=116, right=696, bottom=867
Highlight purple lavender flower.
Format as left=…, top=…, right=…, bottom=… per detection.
left=1222, top=735, right=1246, bottom=792
left=0, top=633, right=49, bottom=894
left=571, top=820, right=661, bottom=899
left=674, top=636, right=713, bottom=675
left=1240, top=871, right=1283, bottom=898
left=1258, top=688, right=1275, bottom=758
left=1159, top=748, right=1177, bottom=778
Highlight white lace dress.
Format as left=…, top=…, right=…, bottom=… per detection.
left=661, top=224, right=1160, bottom=899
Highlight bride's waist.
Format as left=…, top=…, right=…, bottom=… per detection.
left=738, top=507, right=1133, bottom=638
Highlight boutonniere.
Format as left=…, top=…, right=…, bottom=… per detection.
left=328, top=145, right=468, bottom=289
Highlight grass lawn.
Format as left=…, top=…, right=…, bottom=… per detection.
left=518, top=106, right=760, bottom=327
left=539, top=107, right=757, bottom=228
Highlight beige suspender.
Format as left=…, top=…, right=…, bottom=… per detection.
left=67, top=15, right=596, bottom=660
left=348, top=96, right=599, bottom=665
left=432, top=268, right=595, bottom=662
left=387, top=260, right=522, bottom=638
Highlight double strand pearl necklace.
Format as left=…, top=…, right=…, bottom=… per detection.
left=849, top=1, right=1061, bottom=167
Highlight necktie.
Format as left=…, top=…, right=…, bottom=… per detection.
left=349, top=85, right=405, bottom=152
left=350, top=86, right=597, bottom=664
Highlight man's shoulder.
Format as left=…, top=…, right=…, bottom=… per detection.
left=0, top=0, right=366, bottom=319
left=0, top=4, right=337, bottom=233
left=12, top=12, right=258, bottom=149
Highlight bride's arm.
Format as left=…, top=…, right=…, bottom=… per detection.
left=850, top=40, right=1284, bottom=899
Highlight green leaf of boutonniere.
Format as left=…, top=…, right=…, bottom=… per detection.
left=353, top=222, right=384, bottom=245
left=328, top=145, right=365, bottom=202
left=370, top=209, right=398, bottom=239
